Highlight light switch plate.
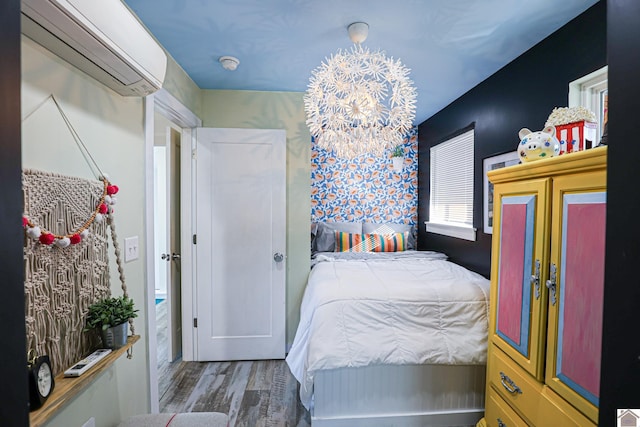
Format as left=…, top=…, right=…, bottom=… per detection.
left=124, top=236, right=139, bottom=262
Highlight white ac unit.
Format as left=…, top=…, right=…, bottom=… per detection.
left=21, top=0, right=167, bottom=97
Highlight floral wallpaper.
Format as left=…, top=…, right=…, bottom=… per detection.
left=311, top=128, right=418, bottom=225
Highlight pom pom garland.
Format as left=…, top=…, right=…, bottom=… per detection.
left=26, top=226, right=41, bottom=239
left=55, top=237, right=71, bottom=248
left=39, top=233, right=55, bottom=245
left=23, top=177, right=119, bottom=247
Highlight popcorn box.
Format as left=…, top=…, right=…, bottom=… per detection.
left=555, top=121, right=598, bottom=154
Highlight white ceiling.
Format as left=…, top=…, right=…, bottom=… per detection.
left=123, top=0, right=599, bottom=124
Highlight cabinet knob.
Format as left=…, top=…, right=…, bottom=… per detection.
left=546, top=263, right=557, bottom=305
left=530, top=259, right=541, bottom=300
left=497, top=419, right=507, bottom=427
left=273, top=252, right=284, bottom=263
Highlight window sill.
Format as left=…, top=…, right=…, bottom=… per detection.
left=29, top=335, right=140, bottom=427
left=425, top=221, right=477, bottom=241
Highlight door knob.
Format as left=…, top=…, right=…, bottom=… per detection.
left=273, top=253, right=284, bottom=263
left=171, top=253, right=181, bottom=261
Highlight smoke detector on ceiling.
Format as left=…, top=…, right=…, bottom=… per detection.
left=219, top=56, right=239, bottom=71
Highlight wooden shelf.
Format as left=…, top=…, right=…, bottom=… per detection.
left=29, top=335, right=140, bottom=427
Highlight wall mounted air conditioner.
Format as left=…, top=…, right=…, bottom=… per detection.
left=21, top=0, right=167, bottom=97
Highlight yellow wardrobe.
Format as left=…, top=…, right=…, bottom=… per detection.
left=479, top=146, right=606, bottom=426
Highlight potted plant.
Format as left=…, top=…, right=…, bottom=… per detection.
left=85, top=296, right=138, bottom=349
left=391, top=145, right=404, bottom=171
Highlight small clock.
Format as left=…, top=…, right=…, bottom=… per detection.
left=27, top=352, right=55, bottom=411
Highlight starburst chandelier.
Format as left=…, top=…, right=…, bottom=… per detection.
left=304, top=22, right=417, bottom=159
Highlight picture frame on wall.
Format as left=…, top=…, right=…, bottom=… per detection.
left=483, top=151, right=520, bottom=234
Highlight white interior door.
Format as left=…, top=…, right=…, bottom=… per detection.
left=153, top=119, right=182, bottom=363
left=167, top=128, right=182, bottom=361
left=195, top=128, right=286, bottom=361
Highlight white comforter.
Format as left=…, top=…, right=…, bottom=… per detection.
left=286, top=251, right=490, bottom=409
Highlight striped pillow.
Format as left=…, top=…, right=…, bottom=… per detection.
left=365, top=232, right=408, bottom=252
left=334, top=231, right=371, bottom=252
left=334, top=231, right=408, bottom=252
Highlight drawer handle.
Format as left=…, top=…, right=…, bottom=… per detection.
left=497, top=418, right=507, bottom=427
left=500, top=371, right=523, bottom=395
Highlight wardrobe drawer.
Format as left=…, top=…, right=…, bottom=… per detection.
left=488, top=346, right=542, bottom=423
left=485, top=388, right=528, bottom=427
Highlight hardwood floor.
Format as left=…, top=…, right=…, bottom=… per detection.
left=155, top=300, right=311, bottom=426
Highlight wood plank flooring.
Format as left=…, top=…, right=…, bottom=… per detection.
left=156, top=301, right=310, bottom=426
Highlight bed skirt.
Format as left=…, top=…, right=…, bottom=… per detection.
left=310, top=364, right=486, bottom=427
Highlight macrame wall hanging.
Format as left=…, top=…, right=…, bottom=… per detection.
left=22, top=95, right=134, bottom=376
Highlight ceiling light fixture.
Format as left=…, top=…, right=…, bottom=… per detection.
left=219, top=56, right=239, bottom=71
left=304, top=22, right=417, bottom=158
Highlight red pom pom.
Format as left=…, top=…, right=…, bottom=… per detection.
left=98, top=203, right=108, bottom=214
left=22, top=216, right=28, bottom=227
left=39, top=233, right=55, bottom=245
left=107, top=185, right=119, bottom=195
left=70, top=234, right=81, bottom=244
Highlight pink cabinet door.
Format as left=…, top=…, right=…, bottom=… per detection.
left=491, top=178, right=550, bottom=381
left=546, top=171, right=606, bottom=424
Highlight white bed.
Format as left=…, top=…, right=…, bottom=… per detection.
left=286, top=251, right=491, bottom=427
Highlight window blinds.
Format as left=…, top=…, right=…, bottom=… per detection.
left=429, top=129, right=474, bottom=227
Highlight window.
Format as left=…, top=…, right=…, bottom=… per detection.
left=426, top=128, right=476, bottom=241
left=569, top=66, right=608, bottom=140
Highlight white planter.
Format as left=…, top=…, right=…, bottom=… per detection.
left=392, top=157, right=404, bottom=172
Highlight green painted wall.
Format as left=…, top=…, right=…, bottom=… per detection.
left=162, top=53, right=202, bottom=118
left=201, top=90, right=311, bottom=346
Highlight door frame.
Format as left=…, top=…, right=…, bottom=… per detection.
left=144, top=89, right=201, bottom=412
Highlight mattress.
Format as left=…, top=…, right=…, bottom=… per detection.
left=286, top=251, right=490, bottom=409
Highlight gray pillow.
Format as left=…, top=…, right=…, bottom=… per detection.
left=313, top=221, right=362, bottom=252
left=362, top=222, right=416, bottom=250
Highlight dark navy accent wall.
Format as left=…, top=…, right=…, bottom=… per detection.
left=0, top=0, right=28, bottom=425
left=417, top=1, right=606, bottom=277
